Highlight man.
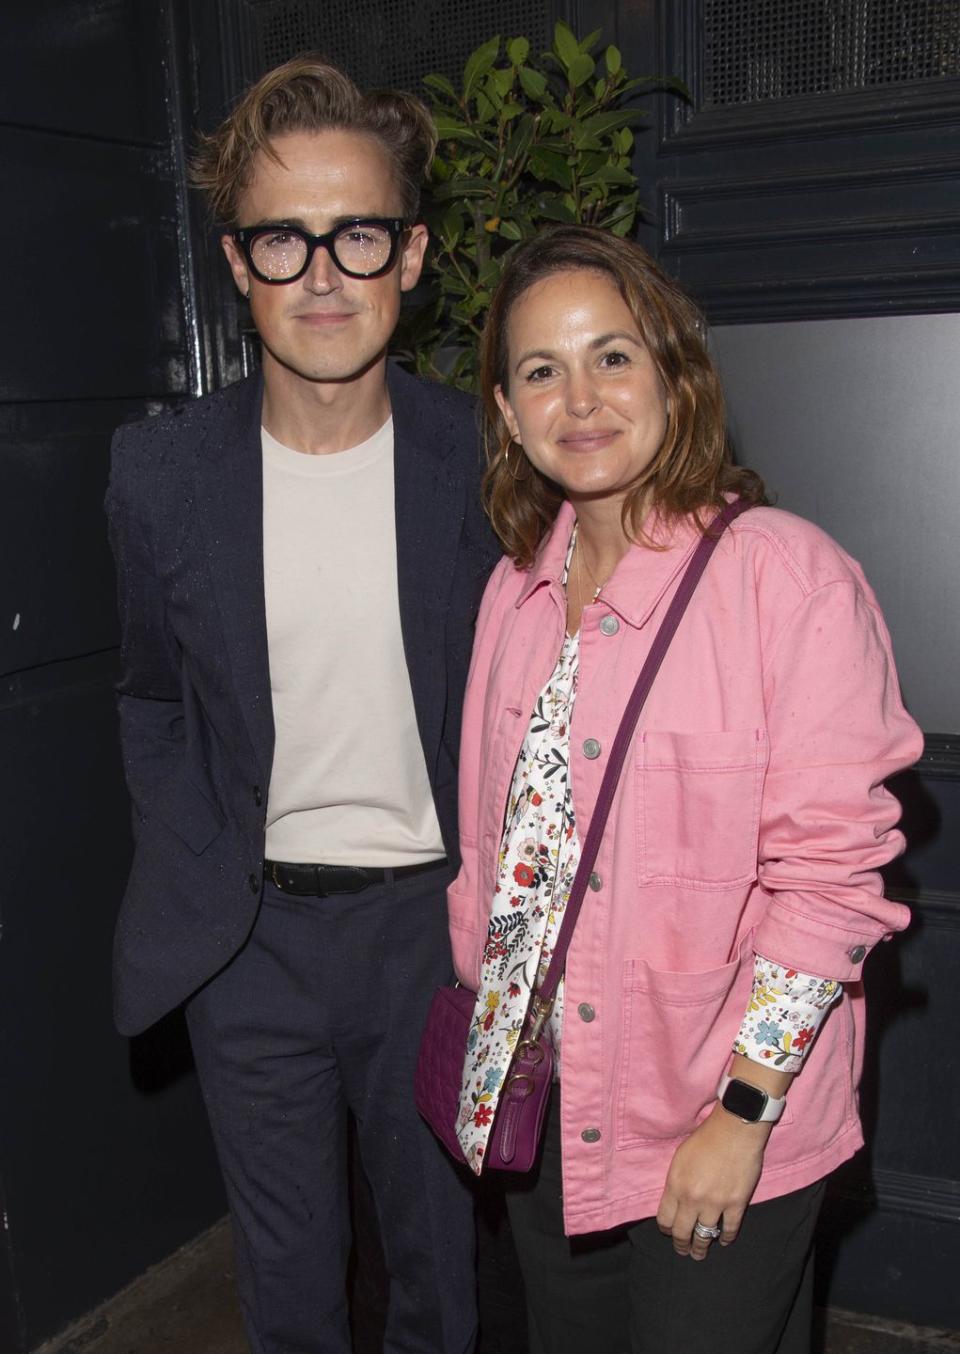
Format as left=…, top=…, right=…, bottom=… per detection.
left=106, top=55, right=498, bottom=1353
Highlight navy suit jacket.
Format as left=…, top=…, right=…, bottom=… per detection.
left=106, top=362, right=500, bottom=1036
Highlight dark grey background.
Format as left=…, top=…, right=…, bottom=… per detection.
left=712, top=314, right=960, bottom=735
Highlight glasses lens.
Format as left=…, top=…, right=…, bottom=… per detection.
left=333, top=223, right=394, bottom=275
left=249, top=229, right=308, bottom=280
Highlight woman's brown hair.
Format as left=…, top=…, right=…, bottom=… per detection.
left=479, top=225, right=767, bottom=566
left=190, top=54, right=437, bottom=225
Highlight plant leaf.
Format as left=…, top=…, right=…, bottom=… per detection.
left=568, top=52, right=595, bottom=87
left=605, top=44, right=622, bottom=75
left=553, top=19, right=580, bottom=71
left=439, top=204, right=463, bottom=247
left=502, top=112, right=536, bottom=166
left=476, top=90, right=497, bottom=121
left=507, top=36, right=529, bottom=65
left=518, top=66, right=547, bottom=100
left=491, top=65, right=515, bottom=98
left=498, top=219, right=523, bottom=240
left=423, top=72, right=458, bottom=101
left=580, top=164, right=637, bottom=187
left=581, top=109, right=644, bottom=136
left=463, top=35, right=501, bottom=99
left=535, top=196, right=576, bottom=223
left=529, top=146, right=573, bottom=189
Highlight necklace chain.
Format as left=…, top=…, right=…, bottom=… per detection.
left=572, top=526, right=607, bottom=617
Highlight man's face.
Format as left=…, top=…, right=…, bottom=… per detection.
left=221, top=129, right=427, bottom=386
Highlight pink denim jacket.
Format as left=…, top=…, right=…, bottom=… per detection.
left=448, top=500, right=923, bottom=1236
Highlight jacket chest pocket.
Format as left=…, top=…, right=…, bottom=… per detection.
left=635, top=729, right=767, bottom=889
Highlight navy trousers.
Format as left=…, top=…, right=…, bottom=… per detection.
left=185, top=866, right=477, bottom=1354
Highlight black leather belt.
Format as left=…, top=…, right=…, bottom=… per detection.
left=265, top=858, right=448, bottom=896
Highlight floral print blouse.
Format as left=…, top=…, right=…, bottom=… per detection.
left=455, top=530, right=841, bottom=1172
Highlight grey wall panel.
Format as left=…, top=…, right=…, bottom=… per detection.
left=0, top=127, right=188, bottom=403
left=0, top=659, right=226, bottom=1347
left=2, top=431, right=117, bottom=676
left=711, top=313, right=960, bottom=733
left=0, top=4, right=168, bottom=146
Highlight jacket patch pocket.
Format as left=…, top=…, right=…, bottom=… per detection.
left=637, top=729, right=767, bottom=889
left=616, top=930, right=778, bottom=1146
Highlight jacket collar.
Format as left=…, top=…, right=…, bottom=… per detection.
left=516, top=499, right=708, bottom=630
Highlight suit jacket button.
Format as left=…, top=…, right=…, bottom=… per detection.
left=599, top=614, right=620, bottom=636
left=248, top=873, right=260, bottom=894
left=581, top=1127, right=601, bottom=1143
left=253, top=785, right=263, bottom=807
left=848, top=944, right=867, bottom=963
left=578, top=1003, right=596, bottom=1023
left=582, top=738, right=601, bottom=759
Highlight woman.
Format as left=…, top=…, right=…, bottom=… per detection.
left=447, top=226, right=922, bottom=1353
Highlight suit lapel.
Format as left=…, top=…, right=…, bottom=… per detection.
left=389, top=364, right=465, bottom=778
left=194, top=365, right=464, bottom=787
left=195, top=374, right=275, bottom=781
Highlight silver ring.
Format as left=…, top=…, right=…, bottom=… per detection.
left=693, top=1221, right=722, bottom=1241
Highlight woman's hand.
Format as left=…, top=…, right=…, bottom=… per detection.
left=655, top=1058, right=791, bottom=1261
left=655, top=1103, right=770, bottom=1259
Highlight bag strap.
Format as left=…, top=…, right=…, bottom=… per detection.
left=536, top=498, right=751, bottom=1004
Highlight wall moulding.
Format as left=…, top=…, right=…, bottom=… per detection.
left=652, top=1, right=960, bottom=322
left=883, top=887, right=960, bottom=933
left=916, top=734, right=960, bottom=781
left=661, top=157, right=960, bottom=252
left=831, top=1167, right=960, bottom=1226
left=660, top=77, right=960, bottom=153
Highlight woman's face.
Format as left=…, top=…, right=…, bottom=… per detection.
left=495, top=269, right=668, bottom=510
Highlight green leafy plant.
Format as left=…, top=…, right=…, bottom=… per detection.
left=394, top=21, right=672, bottom=390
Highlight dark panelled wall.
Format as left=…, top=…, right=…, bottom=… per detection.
left=0, top=4, right=225, bottom=1348
left=625, top=0, right=960, bottom=1330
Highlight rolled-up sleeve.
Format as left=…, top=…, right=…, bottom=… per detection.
left=754, top=579, right=923, bottom=981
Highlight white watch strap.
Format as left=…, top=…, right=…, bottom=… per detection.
left=716, top=1073, right=787, bottom=1124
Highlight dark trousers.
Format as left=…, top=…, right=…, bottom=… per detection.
left=505, top=1091, right=824, bottom=1354
left=185, top=867, right=477, bottom=1354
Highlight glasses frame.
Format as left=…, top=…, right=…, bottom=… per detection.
left=232, top=217, right=410, bottom=284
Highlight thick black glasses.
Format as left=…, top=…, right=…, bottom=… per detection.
left=232, top=218, right=408, bottom=283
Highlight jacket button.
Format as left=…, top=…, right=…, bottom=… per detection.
left=582, top=738, right=601, bottom=759
left=581, top=1127, right=601, bottom=1143
left=578, top=1003, right=596, bottom=1023
left=848, top=944, right=867, bottom=963
left=588, top=872, right=602, bottom=891
left=599, top=614, right=620, bottom=636
left=253, top=785, right=263, bottom=807
left=248, top=873, right=260, bottom=894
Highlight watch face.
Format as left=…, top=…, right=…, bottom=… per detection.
left=722, top=1079, right=767, bottom=1121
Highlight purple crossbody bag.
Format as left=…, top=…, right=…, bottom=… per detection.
left=414, top=500, right=750, bottom=1172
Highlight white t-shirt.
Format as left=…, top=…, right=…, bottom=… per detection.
left=261, top=418, right=445, bottom=865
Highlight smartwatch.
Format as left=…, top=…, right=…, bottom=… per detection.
left=716, top=1074, right=786, bottom=1124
